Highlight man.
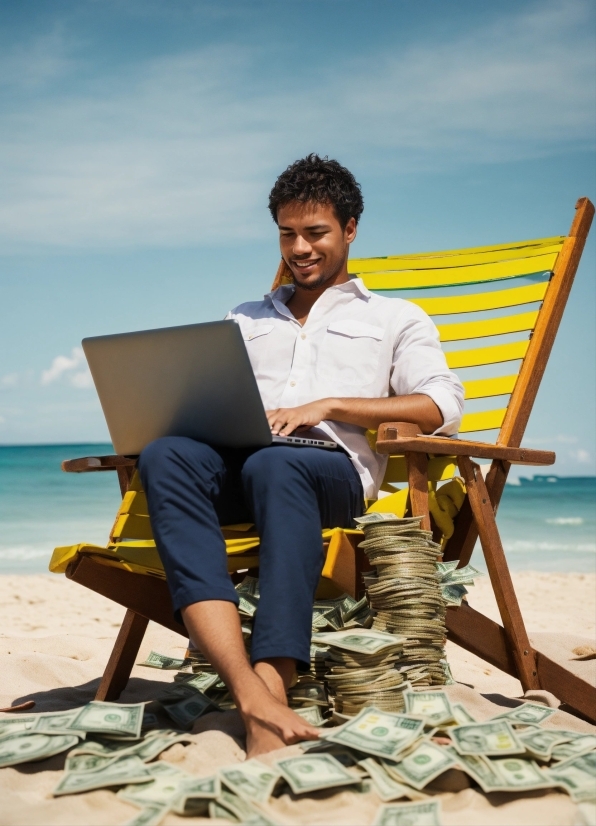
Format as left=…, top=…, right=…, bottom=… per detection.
left=139, top=154, right=464, bottom=756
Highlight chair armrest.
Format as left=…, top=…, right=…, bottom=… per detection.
left=61, top=455, right=138, bottom=473
left=375, top=422, right=555, bottom=466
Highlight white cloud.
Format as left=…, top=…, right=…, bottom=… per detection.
left=0, top=373, right=19, bottom=388
left=0, top=0, right=593, bottom=250
left=41, top=347, right=93, bottom=389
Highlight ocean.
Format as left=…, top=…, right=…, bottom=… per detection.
left=0, top=444, right=594, bottom=575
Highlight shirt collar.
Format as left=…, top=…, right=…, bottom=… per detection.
left=266, top=276, right=371, bottom=305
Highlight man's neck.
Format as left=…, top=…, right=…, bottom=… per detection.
left=285, top=270, right=350, bottom=326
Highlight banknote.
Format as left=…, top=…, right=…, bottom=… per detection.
left=488, top=757, right=554, bottom=791
left=372, top=800, right=442, bottom=826
left=217, top=789, right=276, bottom=824
left=354, top=513, right=404, bottom=525
left=65, top=752, right=124, bottom=773
left=220, top=759, right=281, bottom=803
left=275, top=753, right=359, bottom=794
left=163, top=691, right=218, bottom=729
left=68, top=702, right=145, bottom=738
left=68, top=731, right=192, bottom=765
left=551, top=734, right=596, bottom=761
left=325, top=708, right=424, bottom=760
left=450, top=721, right=524, bottom=757
left=122, top=802, right=170, bottom=826
left=118, top=762, right=211, bottom=808
left=547, top=752, right=596, bottom=802
left=293, top=705, right=326, bottom=727
left=403, top=691, right=454, bottom=726
left=138, top=651, right=190, bottom=671
left=491, top=702, right=557, bottom=726
left=385, top=740, right=457, bottom=790
left=236, top=575, right=260, bottom=597
left=445, top=747, right=502, bottom=793
left=53, top=754, right=152, bottom=795
left=451, top=704, right=476, bottom=726
left=312, top=629, right=405, bottom=655
left=172, top=671, right=221, bottom=694
left=0, top=715, right=37, bottom=737
left=518, top=729, right=575, bottom=761
left=287, top=679, right=328, bottom=708
left=0, top=731, right=80, bottom=768
left=170, top=775, right=221, bottom=814
left=32, top=709, right=86, bottom=736
left=359, top=758, right=427, bottom=802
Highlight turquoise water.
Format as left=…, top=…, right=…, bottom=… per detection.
left=0, top=444, right=594, bottom=574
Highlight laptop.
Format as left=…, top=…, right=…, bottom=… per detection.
left=82, top=320, right=337, bottom=455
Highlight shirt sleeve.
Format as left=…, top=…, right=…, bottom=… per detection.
left=389, top=303, right=464, bottom=435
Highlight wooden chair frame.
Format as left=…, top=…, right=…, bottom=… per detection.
left=61, top=198, right=594, bottom=719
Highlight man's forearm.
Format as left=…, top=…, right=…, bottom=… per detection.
left=326, top=395, right=443, bottom=434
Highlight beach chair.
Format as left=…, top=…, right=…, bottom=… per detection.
left=51, top=197, right=594, bottom=720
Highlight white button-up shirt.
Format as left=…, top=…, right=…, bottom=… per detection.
left=227, top=278, right=464, bottom=499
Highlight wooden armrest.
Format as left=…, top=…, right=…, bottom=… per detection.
left=375, top=422, right=555, bottom=466
left=61, top=455, right=138, bottom=473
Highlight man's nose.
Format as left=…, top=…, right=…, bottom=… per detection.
left=292, top=234, right=312, bottom=256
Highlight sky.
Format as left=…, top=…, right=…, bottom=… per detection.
left=0, top=0, right=595, bottom=478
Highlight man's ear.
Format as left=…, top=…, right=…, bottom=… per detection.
left=345, top=217, right=357, bottom=245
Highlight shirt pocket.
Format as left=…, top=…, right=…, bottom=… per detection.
left=241, top=324, right=275, bottom=379
left=319, top=320, right=385, bottom=392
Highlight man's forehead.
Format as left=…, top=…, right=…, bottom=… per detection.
left=277, top=200, right=338, bottom=228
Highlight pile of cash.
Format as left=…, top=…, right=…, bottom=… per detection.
left=437, top=560, right=485, bottom=607
left=356, top=513, right=448, bottom=686
left=312, top=628, right=407, bottom=715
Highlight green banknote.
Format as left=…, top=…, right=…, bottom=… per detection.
left=372, top=800, right=442, bottom=826
left=325, top=708, right=424, bottom=760
left=0, top=731, right=80, bottom=768
left=275, top=754, right=359, bottom=794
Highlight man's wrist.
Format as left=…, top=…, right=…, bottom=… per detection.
left=324, top=397, right=345, bottom=421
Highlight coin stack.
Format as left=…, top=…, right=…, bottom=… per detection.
left=358, top=514, right=448, bottom=686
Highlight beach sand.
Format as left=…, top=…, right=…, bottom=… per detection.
left=0, top=571, right=594, bottom=825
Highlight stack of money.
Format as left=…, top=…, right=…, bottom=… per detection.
left=355, top=513, right=447, bottom=686
left=313, top=629, right=407, bottom=715
left=437, top=561, right=485, bottom=607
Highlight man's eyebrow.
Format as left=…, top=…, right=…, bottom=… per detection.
left=278, top=223, right=331, bottom=231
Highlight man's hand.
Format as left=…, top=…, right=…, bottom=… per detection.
left=266, top=400, right=332, bottom=436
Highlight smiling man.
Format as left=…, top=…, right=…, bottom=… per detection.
left=139, top=154, right=464, bottom=756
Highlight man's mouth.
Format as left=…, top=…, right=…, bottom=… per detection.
left=292, top=258, right=321, bottom=274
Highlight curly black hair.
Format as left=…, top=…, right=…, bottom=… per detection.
left=268, top=153, right=364, bottom=229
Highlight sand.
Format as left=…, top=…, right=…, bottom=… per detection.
left=0, top=571, right=595, bottom=825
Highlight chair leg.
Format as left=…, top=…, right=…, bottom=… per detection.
left=458, top=457, right=540, bottom=692
left=405, top=451, right=431, bottom=531
left=95, top=609, right=149, bottom=701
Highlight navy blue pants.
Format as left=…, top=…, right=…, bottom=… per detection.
left=138, top=437, right=364, bottom=668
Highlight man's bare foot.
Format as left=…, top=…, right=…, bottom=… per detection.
left=242, top=690, right=320, bottom=758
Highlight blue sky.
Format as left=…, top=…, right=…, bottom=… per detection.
left=1, top=0, right=595, bottom=477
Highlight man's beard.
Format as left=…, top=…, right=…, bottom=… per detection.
left=290, top=259, right=344, bottom=292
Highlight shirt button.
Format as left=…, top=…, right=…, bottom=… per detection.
left=300, top=332, right=306, bottom=340
left=290, top=381, right=296, bottom=387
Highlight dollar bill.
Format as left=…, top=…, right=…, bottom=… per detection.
left=293, top=705, right=326, bottom=727
left=287, top=679, right=328, bottom=708
left=170, top=775, right=221, bottom=814
left=491, top=702, right=557, bottom=726
left=451, top=704, right=476, bottom=726
left=547, top=753, right=596, bottom=802
left=53, top=754, right=152, bottom=795
left=312, top=629, right=406, bottom=655
left=68, top=731, right=192, bottom=765
left=518, top=729, right=576, bottom=761
left=0, top=731, right=80, bottom=768
left=372, top=800, right=442, bottom=826
left=450, top=721, right=524, bottom=757
left=122, top=803, right=170, bottom=826
left=138, top=651, right=190, bottom=671
left=236, top=575, right=260, bottom=597
left=217, top=789, right=276, bottom=824
left=384, top=740, right=457, bottom=790
left=324, top=708, right=424, bottom=760
left=354, top=513, right=404, bottom=525
left=551, top=735, right=596, bottom=761
left=445, top=747, right=503, bottom=793
left=163, top=691, right=218, bottom=729
left=32, top=709, right=86, bottom=736
left=359, top=758, right=427, bottom=802
left=68, top=702, right=145, bottom=738
left=220, top=759, right=281, bottom=803
left=403, top=691, right=454, bottom=726
left=275, top=753, right=359, bottom=794
left=172, top=671, right=221, bottom=694
left=0, top=715, right=37, bottom=737
left=488, top=757, right=554, bottom=791
left=118, top=762, right=216, bottom=809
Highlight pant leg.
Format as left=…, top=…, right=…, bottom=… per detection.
left=241, top=446, right=364, bottom=669
left=138, top=436, right=247, bottom=621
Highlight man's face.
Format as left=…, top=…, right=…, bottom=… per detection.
left=277, top=201, right=357, bottom=291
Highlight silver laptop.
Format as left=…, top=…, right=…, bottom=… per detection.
left=82, top=320, right=337, bottom=455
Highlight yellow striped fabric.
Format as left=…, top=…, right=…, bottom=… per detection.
left=412, top=282, right=548, bottom=315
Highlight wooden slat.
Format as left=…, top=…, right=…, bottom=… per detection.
left=438, top=311, right=538, bottom=342
left=375, top=432, right=555, bottom=465
left=348, top=238, right=564, bottom=272
left=112, top=512, right=153, bottom=541
left=406, top=452, right=431, bottom=532
left=120, top=490, right=149, bottom=516
left=446, top=340, right=529, bottom=368
left=460, top=409, right=506, bottom=433
left=499, top=198, right=595, bottom=447
left=359, top=254, right=558, bottom=290
left=463, top=375, right=517, bottom=400
left=95, top=609, right=149, bottom=701
left=409, top=282, right=549, bottom=316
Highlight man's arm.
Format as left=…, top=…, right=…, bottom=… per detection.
left=266, top=394, right=443, bottom=437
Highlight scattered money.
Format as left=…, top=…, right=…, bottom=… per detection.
left=488, top=756, right=554, bottom=792
left=122, top=802, right=170, bottom=826
left=293, top=705, right=327, bottom=727
left=384, top=740, right=457, bottom=790
left=216, top=788, right=276, bottom=824
left=324, top=708, right=424, bottom=760
left=359, top=757, right=427, bottom=802
left=548, top=752, right=596, bottom=802
left=220, top=759, right=281, bottom=803
left=53, top=754, right=152, bottom=795
left=275, top=754, right=359, bottom=794
left=372, top=799, right=442, bottom=826
left=162, top=691, right=218, bottom=729
left=68, top=702, right=145, bottom=739
left=551, top=734, right=596, bottom=761
left=450, top=721, right=524, bottom=757
left=404, top=691, right=454, bottom=726
left=491, top=702, right=557, bottom=727
left=138, top=651, right=190, bottom=671
left=0, top=731, right=80, bottom=768
left=518, top=729, right=575, bottom=761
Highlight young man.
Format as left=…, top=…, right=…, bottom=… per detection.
left=139, top=154, right=464, bottom=756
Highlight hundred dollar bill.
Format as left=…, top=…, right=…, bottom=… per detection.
left=138, top=651, right=190, bottom=671
left=170, top=775, right=220, bottom=814
left=491, top=702, right=557, bottom=727
left=0, top=715, right=37, bottom=737
left=68, top=702, right=145, bottom=738
left=547, top=752, right=596, bottom=802
left=220, top=759, right=280, bottom=803
left=163, top=691, right=218, bottom=729
left=488, top=756, right=554, bottom=792
left=275, top=753, right=359, bottom=794
left=122, top=802, right=170, bottom=826
left=236, top=575, right=260, bottom=597
left=32, top=709, right=86, bottom=736
left=372, top=799, right=442, bottom=826
left=68, top=731, right=192, bottom=765
left=518, top=729, right=576, bottom=761
left=54, top=754, right=152, bottom=795
left=551, top=734, right=596, bottom=761
left=0, top=731, right=80, bottom=768
left=354, top=514, right=421, bottom=526
left=384, top=740, right=457, bottom=790
left=172, top=671, right=221, bottom=694
left=324, top=708, right=424, bottom=760
left=312, top=629, right=405, bottom=656
left=293, top=705, right=326, bottom=727
left=445, top=747, right=502, bottom=793
left=451, top=704, right=476, bottom=726
left=288, top=679, right=328, bottom=708
left=404, top=691, right=454, bottom=726
left=118, top=762, right=214, bottom=808
left=450, top=720, right=524, bottom=757
left=359, top=758, right=427, bottom=802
